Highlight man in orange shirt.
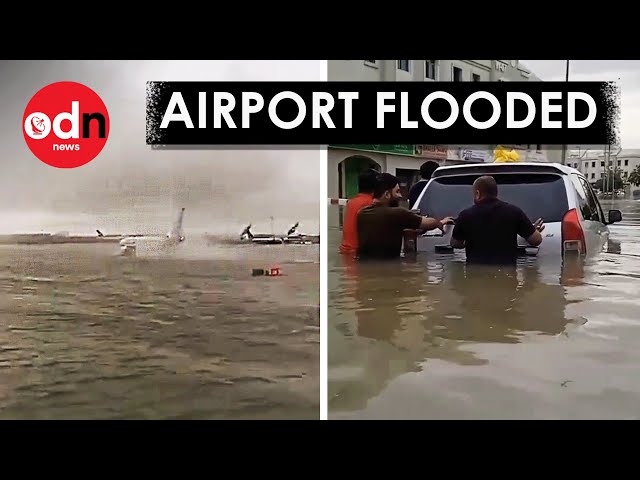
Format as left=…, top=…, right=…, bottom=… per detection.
left=339, top=169, right=377, bottom=255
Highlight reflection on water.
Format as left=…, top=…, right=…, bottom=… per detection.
left=0, top=238, right=319, bottom=419
left=328, top=199, right=640, bottom=419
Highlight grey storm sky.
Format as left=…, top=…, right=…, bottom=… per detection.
left=0, top=60, right=322, bottom=234
left=523, top=60, right=640, bottom=148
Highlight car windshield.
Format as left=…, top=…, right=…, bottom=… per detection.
left=416, top=173, right=570, bottom=223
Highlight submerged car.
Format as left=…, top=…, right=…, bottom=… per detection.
left=411, top=162, right=622, bottom=260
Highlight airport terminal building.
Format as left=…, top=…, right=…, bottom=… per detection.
left=327, top=60, right=562, bottom=227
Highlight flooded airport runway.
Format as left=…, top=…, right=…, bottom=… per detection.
left=0, top=237, right=319, bottom=419
left=328, top=199, right=640, bottom=419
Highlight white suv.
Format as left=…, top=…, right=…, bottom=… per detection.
left=411, top=162, right=623, bottom=259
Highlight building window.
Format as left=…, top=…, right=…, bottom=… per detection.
left=591, top=173, right=595, bottom=179
left=625, top=159, right=628, bottom=166
left=424, top=60, right=437, bottom=80
left=618, top=160, right=621, bottom=166
left=452, top=66, right=463, bottom=81
left=472, top=73, right=480, bottom=82
left=397, top=60, right=410, bottom=72
left=592, top=162, right=595, bottom=168
left=601, top=161, right=605, bottom=167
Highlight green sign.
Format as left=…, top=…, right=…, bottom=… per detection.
left=330, top=144, right=415, bottom=156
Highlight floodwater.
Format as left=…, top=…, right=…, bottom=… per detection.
left=328, top=199, right=640, bottom=419
left=0, top=236, right=319, bottom=419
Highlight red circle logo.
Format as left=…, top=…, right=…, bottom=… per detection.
left=22, top=81, right=110, bottom=169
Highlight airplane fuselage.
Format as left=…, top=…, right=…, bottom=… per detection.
left=120, top=208, right=185, bottom=256
left=119, top=235, right=183, bottom=255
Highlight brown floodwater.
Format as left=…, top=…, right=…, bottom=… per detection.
left=328, top=199, right=640, bottom=420
left=0, top=237, right=319, bottom=419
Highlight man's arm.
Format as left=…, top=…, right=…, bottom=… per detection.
left=419, top=216, right=453, bottom=231
left=397, top=209, right=452, bottom=232
left=525, top=220, right=544, bottom=246
left=516, top=209, right=545, bottom=247
left=450, top=212, right=466, bottom=248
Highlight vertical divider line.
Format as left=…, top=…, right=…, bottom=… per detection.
left=319, top=59, right=329, bottom=421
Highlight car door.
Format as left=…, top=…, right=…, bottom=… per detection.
left=581, top=177, right=609, bottom=249
left=569, top=174, right=607, bottom=255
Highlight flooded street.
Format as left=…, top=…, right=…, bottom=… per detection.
left=0, top=237, right=319, bottom=419
left=328, top=199, right=640, bottom=419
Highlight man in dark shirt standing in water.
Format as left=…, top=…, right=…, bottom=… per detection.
left=357, top=173, right=454, bottom=259
left=408, top=161, right=439, bottom=208
left=450, top=175, right=545, bottom=264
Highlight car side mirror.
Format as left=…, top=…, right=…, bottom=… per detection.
left=608, top=209, right=622, bottom=224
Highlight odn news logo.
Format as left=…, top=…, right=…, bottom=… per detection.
left=22, top=81, right=110, bottom=168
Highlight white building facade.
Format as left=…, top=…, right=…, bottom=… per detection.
left=566, top=148, right=640, bottom=187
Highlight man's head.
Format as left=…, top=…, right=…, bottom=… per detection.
left=420, top=161, right=439, bottom=180
left=473, top=175, right=498, bottom=204
left=358, top=169, right=378, bottom=194
left=373, top=173, right=402, bottom=207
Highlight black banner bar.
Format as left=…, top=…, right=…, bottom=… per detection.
left=146, top=81, right=619, bottom=146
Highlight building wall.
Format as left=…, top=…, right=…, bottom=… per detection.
left=439, top=60, right=491, bottom=81
left=328, top=60, right=495, bottom=82
left=327, top=60, right=538, bottom=84
left=489, top=60, right=533, bottom=81
left=328, top=60, right=385, bottom=81
left=329, top=60, right=423, bottom=82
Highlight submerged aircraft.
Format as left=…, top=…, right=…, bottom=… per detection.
left=119, top=207, right=186, bottom=256
left=285, top=222, right=320, bottom=244
left=240, top=222, right=320, bottom=245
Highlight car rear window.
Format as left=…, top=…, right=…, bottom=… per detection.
left=416, top=173, right=570, bottom=223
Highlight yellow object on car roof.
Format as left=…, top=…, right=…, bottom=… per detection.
left=493, top=147, right=521, bottom=163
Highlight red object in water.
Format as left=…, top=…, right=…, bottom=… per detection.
left=269, top=267, right=282, bottom=276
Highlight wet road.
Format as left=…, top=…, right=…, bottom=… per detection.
left=328, top=199, right=640, bottom=419
left=0, top=237, right=319, bottom=419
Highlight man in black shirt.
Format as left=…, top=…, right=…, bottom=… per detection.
left=450, top=176, right=545, bottom=264
left=408, top=161, right=439, bottom=208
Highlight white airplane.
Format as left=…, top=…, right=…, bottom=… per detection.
left=284, top=222, right=320, bottom=245
left=119, top=207, right=186, bottom=256
left=240, top=221, right=320, bottom=245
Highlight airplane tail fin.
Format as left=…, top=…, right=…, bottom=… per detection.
left=241, top=224, right=254, bottom=240
left=287, top=222, right=299, bottom=236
